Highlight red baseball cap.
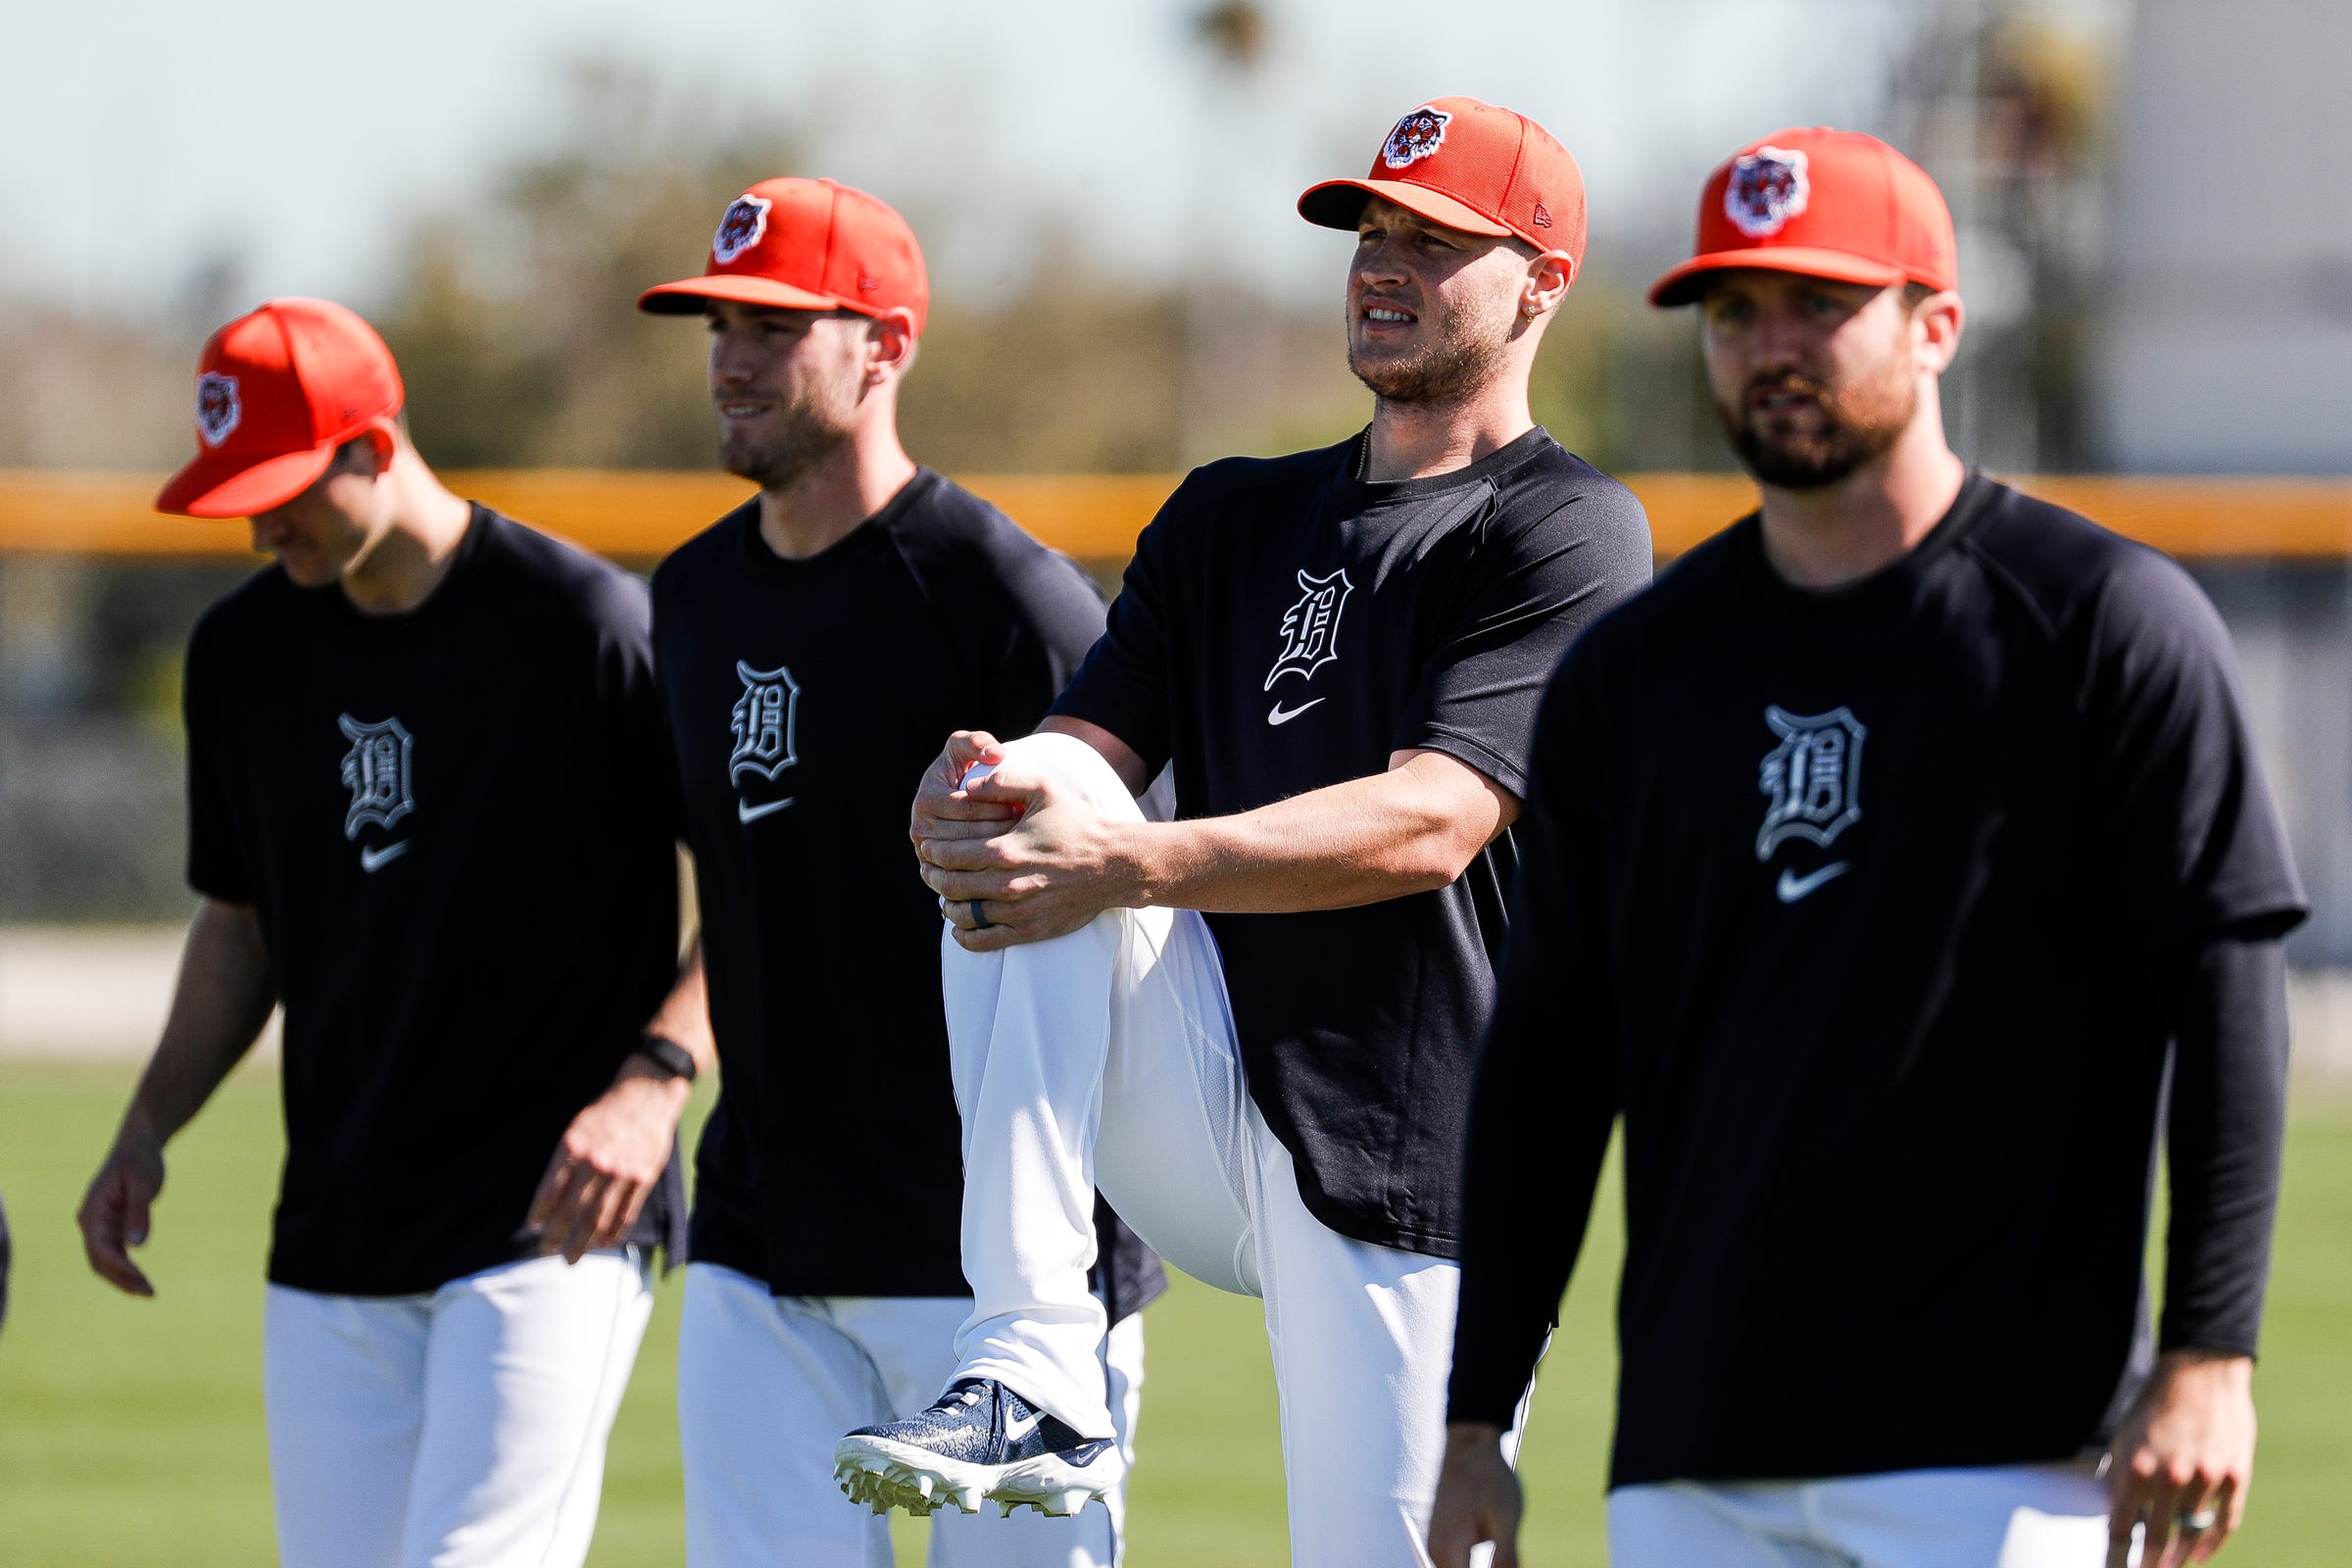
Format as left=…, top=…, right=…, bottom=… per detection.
left=1298, top=97, right=1588, bottom=270
left=638, top=177, right=930, bottom=333
left=1649, top=127, right=1957, bottom=307
left=155, top=298, right=405, bottom=519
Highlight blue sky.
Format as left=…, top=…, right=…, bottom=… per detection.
left=1, top=0, right=2111, bottom=318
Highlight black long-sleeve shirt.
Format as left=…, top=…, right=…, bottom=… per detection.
left=1446, top=474, right=2304, bottom=1488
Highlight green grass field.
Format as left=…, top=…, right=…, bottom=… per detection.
left=2, top=1060, right=2348, bottom=1564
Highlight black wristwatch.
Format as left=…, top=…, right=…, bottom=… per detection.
left=633, top=1033, right=699, bottom=1084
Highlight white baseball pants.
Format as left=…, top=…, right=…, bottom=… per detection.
left=1608, top=1462, right=2127, bottom=1567
left=262, top=1249, right=653, bottom=1568
left=676, top=1261, right=1143, bottom=1567
left=944, top=731, right=1523, bottom=1568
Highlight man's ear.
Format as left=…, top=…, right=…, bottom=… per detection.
left=357, top=419, right=399, bottom=476
left=1523, top=249, right=1578, bottom=320
left=1914, top=290, right=1965, bottom=374
left=867, top=309, right=920, bottom=384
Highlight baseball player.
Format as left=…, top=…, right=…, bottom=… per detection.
left=1431, top=128, right=2303, bottom=1568
left=74, top=298, right=708, bottom=1568
left=837, top=100, right=1651, bottom=1568
left=635, top=177, right=1162, bottom=1567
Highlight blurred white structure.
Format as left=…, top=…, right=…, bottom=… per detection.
left=2098, top=0, right=2352, bottom=472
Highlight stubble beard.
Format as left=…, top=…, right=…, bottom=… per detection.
left=1717, top=357, right=1917, bottom=490
left=719, top=386, right=858, bottom=493
left=1348, top=296, right=1516, bottom=410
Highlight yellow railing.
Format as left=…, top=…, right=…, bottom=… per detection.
left=6, top=471, right=2352, bottom=562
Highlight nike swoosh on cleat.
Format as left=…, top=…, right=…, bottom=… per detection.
left=1266, top=698, right=1326, bottom=726
left=1003, top=1409, right=1044, bottom=1444
left=738, top=797, right=795, bottom=823
left=1775, top=861, right=1848, bottom=904
left=360, top=842, right=409, bottom=873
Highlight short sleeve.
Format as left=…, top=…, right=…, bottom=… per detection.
left=1048, top=488, right=1185, bottom=776
left=1396, top=482, right=1651, bottom=800
left=2083, top=550, right=2307, bottom=951
left=991, top=550, right=1109, bottom=738
left=183, top=625, right=253, bottom=903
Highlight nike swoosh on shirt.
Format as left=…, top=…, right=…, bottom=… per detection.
left=1266, top=698, right=1326, bottom=726
left=738, top=797, right=795, bottom=823
left=1775, top=861, right=1848, bottom=904
left=360, top=842, right=410, bottom=873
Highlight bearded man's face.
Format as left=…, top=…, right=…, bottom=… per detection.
left=1700, top=273, right=1923, bottom=489
left=706, top=302, right=869, bottom=492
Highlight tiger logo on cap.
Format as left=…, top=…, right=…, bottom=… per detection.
left=1726, top=146, right=1810, bottom=238
left=196, top=372, right=241, bottom=448
left=712, top=194, right=772, bottom=265
left=1383, top=107, right=1451, bottom=170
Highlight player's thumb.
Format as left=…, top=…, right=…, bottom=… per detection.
left=122, top=1174, right=154, bottom=1249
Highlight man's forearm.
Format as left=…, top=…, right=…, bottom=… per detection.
left=122, top=899, right=277, bottom=1147
left=638, top=934, right=715, bottom=1078
left=2160, top=933, right=2290, bottom=1354
left=1118, top=751, right=1510, bottom=914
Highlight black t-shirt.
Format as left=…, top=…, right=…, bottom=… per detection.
left=1447, top=473, right=2308, bottom=1485
left=1051, top=428, right=1652, bottom=1256
left=653, top=470, right=1166, bottom=1316
left=185, top=508, right=683, bottom=1297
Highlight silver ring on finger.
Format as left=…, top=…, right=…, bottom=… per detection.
left=2181, top=1509, right=2220, bottom=1534
left=970, top=900, right=992, bottom=931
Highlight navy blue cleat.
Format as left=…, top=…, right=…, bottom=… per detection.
left=833, top=1378, right=1122, bottom=1519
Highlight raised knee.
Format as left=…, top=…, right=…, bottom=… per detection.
left=969, top=732, right=1141, bottom=819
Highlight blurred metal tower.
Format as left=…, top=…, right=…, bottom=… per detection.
left=1883, top=0, right=2115, bottom=472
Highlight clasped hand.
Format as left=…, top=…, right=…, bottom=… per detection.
left=910, top=730, right=1134, bottom=951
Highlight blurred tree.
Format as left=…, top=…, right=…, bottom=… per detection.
left=379, top=57, right=802, bottom=470
left=1194, top=1, right=1270, bottom=67
left=0, top=298, right=189, bottom=469
left=366, top=51, right=1640, bottom=477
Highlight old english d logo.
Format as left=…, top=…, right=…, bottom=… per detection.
left=1264, top=569, right=1354, bottom=690
left=338, top=715, right=415, bottom=839
left=729, top=662, right=801, bottom=785
left=1755, top=705, right=1865, bottom=858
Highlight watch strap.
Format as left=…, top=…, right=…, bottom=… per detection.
left=634, top=1034, right=699, bottom=1083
